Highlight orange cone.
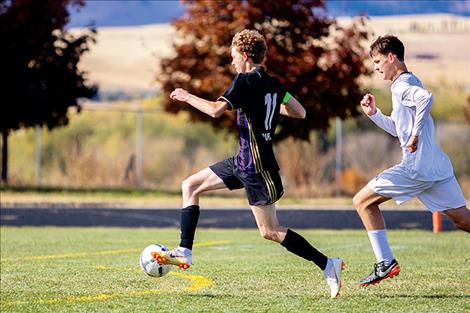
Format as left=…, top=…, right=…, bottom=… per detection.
left=432, top=212, right=442, bottom=233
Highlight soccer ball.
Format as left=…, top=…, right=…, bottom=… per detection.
left=139, top=244, right=172, bottom=277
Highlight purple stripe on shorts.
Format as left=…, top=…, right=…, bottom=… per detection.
left=237, top=111, right=254, bottom=173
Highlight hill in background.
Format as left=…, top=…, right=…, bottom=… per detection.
left=68, top=0, right=470, bottom=28
left=74, top=14, right=470, bottom=99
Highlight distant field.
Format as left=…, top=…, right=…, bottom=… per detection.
left=1, top=227, right=469, bottom=312
left=75, top=14, right=470, bottom=95
left=4, top=95, right=469, bottom=197
left=2, top=188, right=437, bottom=209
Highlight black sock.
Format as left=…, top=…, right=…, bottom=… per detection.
left=281, top=228, right=328, bottom=270
left=179, top=205, right=200, bottom=250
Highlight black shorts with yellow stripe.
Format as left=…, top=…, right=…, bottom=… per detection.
left=209, top=157, right=284, bottom=206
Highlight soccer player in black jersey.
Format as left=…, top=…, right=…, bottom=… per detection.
left=154, top=29, right=344, bottom=298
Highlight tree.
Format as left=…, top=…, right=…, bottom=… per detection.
left=0, top=0, right=97, bottom=184
left=159, top=0, right=371, bottom=141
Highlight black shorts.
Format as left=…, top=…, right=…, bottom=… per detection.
left=209, top=157, right=284, bottom=206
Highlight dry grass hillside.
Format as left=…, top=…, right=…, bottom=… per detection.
left=73, top=23, right=175, bottom=94
left=73, top=14, right=470, bottom=96
left=353, top=14, right=470, bottom=88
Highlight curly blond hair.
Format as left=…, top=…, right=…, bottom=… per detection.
left=232, top=29, right=267, bottom=64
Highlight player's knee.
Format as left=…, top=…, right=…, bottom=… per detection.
left=181, top=178, right=198, bottom=197
left=353, top=193, right=365, bottom=211
left=259, top=229, right=278, bottom=242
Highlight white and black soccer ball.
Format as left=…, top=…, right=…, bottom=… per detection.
left=139, top=243, right=172, bottom=277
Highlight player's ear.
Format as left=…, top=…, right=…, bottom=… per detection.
left=387, top=52, right=396, bottom=63
left=242, top=52, right=249, bottom=62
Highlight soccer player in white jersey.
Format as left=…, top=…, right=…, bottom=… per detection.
left=354, top=35, right=470, bottom=286
left=155, top=29, right=344, bottom=298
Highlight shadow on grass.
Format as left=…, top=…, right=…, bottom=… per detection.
left=186, top=293, right=220, bottom=298
left=191, top=293, right=470, bottom=300
left=381, top=294, right=470, bottom=299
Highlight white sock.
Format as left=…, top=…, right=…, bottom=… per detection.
left=367, top=229, right=394, bottom=265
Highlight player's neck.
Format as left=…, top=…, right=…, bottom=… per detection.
left=391, top=63, right=408, bottom=82
left=243, top=62, right=259, bottom=73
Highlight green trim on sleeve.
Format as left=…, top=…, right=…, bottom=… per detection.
left=282, top=92, right=292, bottom=104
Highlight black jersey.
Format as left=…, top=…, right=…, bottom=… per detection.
left=218, top=67, right=288, bottom=173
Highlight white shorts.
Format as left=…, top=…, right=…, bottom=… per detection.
left=368, top=166, right=467, bottom=213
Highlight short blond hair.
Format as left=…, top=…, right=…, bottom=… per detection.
left=232, top=29, right=267, bottom=64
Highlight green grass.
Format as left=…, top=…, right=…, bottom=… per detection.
left=1, top=227, right=469, bottom=312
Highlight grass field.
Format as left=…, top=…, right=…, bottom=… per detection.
left=1, top=227, right=469, bottom=313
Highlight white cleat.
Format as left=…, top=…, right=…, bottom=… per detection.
left=323, top=258, right=345, bottom=298
left=152, top=247, right=192, bottom=270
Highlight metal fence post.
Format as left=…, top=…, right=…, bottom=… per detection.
left=35, top=125, right=42, bottom=186
left=135, top=109, right=143, bottom=188
left=335, top=117, right=342, bottom=197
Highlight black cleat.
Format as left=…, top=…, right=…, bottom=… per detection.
left=360, top=259, right=401, bottom=286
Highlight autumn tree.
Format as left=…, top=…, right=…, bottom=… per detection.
left=159, top=0, right=371, bottom=140
left=0, top=0, right=97, bottom=183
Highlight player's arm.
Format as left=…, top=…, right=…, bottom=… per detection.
left=280, top=92, right=306, bottom=119
left=402, top=86, right=433, bottom=152
left=170, top=88, right=228, bottom=118
left=361, top=93, right=398, bottom=137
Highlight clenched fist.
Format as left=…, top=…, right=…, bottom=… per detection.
left=360, top=93, right=377, bottom=116
left=170, top=88, right=191, bottom=102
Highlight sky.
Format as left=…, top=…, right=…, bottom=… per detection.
left=67, top=0, right=470, bottom=28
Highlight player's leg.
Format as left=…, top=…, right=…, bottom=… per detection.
left=353, top=185, right=389, bottom=230
left=249, top=203, right=285, bottom=242
left=353, top=185, right=400, bottom=286
left=250, top=204, right=327, bottom=268
left=181, top=167, right=227, bottom=207
left=250, top=204, right=344, bottom=298
left=245, top=170, right=330, bottom=269
left=417, top=176, right=469, bottom=233
left=246, top=169, right=343, bottom=298
left=443, top=206, right=470, bottom=232
left=154, top=166, right=227, bottom=269
left=179, top=166, right=227, bottom=249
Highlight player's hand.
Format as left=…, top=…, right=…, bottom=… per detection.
left=360, top=93, right=377, bottom=116
left=170, top=88, right=190, bottom=102
left=406, top=135, right=419, bottom=153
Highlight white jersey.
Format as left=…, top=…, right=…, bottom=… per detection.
left=369, top=72, right=454, bottom=181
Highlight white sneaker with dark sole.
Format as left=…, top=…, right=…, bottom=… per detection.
left=359, top=259, right=400, bottom=286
